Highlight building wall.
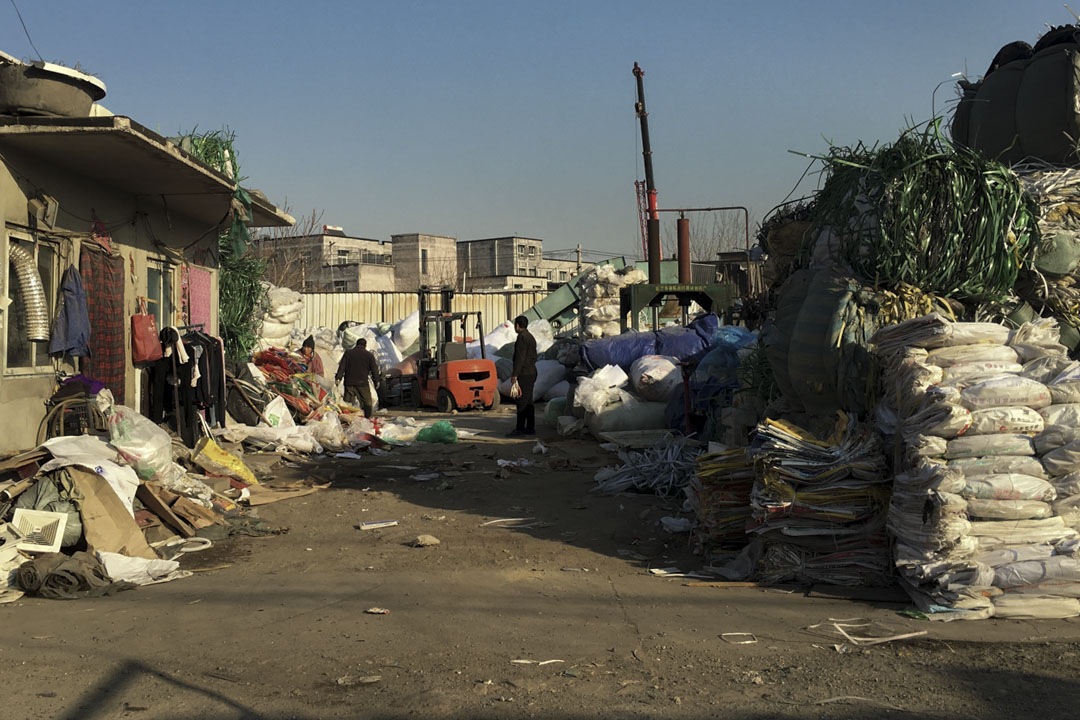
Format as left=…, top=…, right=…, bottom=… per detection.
left=298, top=290, right=549, bottom=329
left=465, top=274, right=547, bottom=291
left=458, top=236, right=547, bottom=288
left=0, top=144, right=220, bottom=452
left=541, top=258, right=581, bottom=283
left=255, top=233, right=393, bottom=292
left=392, top=233, right=458, bottom=291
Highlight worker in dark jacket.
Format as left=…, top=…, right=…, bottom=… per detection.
left=508, top=316, right=537, bottom=436
left=336, top=338, right=381, bottom=417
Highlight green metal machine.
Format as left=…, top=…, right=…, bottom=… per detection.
left=619, top=282, right=735, bottom=332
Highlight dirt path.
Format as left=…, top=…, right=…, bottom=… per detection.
left=3, top=408, right=1080, bottom=719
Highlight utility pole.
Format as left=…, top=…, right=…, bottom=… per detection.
left=576, top=243, right=582, bottom=273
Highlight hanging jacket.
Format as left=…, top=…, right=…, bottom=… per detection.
left=49, top=265, right=92, bottom=357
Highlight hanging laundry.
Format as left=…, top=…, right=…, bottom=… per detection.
left=186, top=266, right=213, bottom=331
left=79, top=248, right=125, bottom=404
left=49, top=265, right=91, bottom=357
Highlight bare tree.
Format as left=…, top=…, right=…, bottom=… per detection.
left=662, top=209, right=750, bottom=261
left=251, top=205, right=325, bottom=289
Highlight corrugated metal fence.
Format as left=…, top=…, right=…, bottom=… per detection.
left=299, top=290, right=549, bottom=329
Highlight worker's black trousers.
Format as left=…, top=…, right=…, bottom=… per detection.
left=515, top=374, right=536, bottom=432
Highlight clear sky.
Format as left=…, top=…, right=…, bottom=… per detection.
left=0, top=1, right=1063, bottom=257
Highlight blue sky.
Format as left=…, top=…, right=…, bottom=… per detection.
left=0, top=1, right=1063, bottom=256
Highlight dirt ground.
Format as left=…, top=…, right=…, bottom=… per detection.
left=3, top=406, right=1080, bottom=720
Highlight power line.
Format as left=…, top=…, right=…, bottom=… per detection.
left=10, top=0, right=43, bottom=62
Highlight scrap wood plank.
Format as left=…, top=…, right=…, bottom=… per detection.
left=171, top=497, right=223, bottom=530
left=684, top=581, right=767, bottom=588
left=807, top=585, right=910, bottom=603
left=136, top=483, right=195, bottom=538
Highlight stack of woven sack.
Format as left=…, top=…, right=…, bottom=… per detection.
left=258, top=284, right=303, bottom=348
left=578, top=265, right=646, bottom=339
left=874, top=314, right=1080, bottom=619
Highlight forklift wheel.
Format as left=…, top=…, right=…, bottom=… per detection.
left=408, top=378, right=422, bottom=409
left=486, top=391, right=500, bottom=411
left=437, top=388, right=456, bottom=413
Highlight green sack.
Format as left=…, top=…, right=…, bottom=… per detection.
left=417, top=420, right=458, bottom=444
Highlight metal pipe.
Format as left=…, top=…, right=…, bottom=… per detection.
left=8, top=241, right=49, bottom=341
left=676, top=216, right=691, bottom=283
left=647, top=218, right=661, bottom=287
left=654, top=205, right=751, bottom=252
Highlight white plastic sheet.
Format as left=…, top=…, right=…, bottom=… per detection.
left=97, top=551, right=188, bottom=586
left=573, top=365, right=630, bottom=415
left=1041, top=404, right=1080, bottom=427
left=391, top=311, right=420, bottom=351
left=40, top=435, right=139, bottom=515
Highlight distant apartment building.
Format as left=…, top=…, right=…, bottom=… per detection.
left=391, top=233, right=459, bottom=291
left=259, top=228, right=590, bottom=293
left=457, top=236, right=587, bottom=290
left=254, top=225, right=394, bottom=292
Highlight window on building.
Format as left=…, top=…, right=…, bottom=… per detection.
left=530, top=268, right=538, bottom=276
left=300, top=249, right=313, bottom=263
left=560, top=271, right=568, bottom=281
left=518, top=245, right=526, bottom=257
left=512, top=283, right=523, bottom=289
left=333, top=279, right=347, bottom=292
left=5, top=234, right=58, bottom=372
left=546, top=270, right=553, bottom=280
left=421, top=248, right=429, bottom=275
left=528, top=246, right=536, bottom=256
left=146, top=261, right=174, bottom=331
left=337, top=249, right=349, bottom=264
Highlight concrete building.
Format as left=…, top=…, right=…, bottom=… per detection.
left=391, top=233, right=458, bottom=291
left=254, top=226, right=395, bottom=292
left=0, top=114, right=291, bottom=452
left=456, top=236, right=589, bottom=290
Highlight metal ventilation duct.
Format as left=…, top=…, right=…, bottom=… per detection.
left=8, top=241, right=50, bottom=341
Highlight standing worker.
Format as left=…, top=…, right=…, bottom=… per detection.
left=336, top=337, right=381, bottom=418
left=508, top=315, right=537, bottom=436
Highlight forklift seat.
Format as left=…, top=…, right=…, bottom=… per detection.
left=443, top=342, right=467, bottom=361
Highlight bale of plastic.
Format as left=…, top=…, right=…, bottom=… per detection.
left=586, top=401, right=668, bottom=435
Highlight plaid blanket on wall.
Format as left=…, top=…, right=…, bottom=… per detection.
left=79, top=248, right=126, bottom=404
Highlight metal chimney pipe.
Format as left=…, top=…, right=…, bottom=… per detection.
left=647, top=218, right=661, bottom=286
left=676, top=216, right=691, bottom=283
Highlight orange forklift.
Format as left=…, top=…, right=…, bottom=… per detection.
left=381, top=286, right=500, bottom=412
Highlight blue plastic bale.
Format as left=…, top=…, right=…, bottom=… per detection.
left=655, top=327, right=706, bottom=363
left=581, top=332, right=658, bottom=371
left=689, top=313, right=721, bottom=342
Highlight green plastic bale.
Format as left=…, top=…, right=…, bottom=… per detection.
left=1034, top=233, right=1080, bottom=277
left=417, top=420, right=458, bottom=444
left=762, top=269, right=813, bottom=407
left=787, top=271, right=855, bottom=414
left=544, top=397, right=567, bottom=425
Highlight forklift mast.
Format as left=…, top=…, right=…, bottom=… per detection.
left=416, top=286, right=488, bottom=375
